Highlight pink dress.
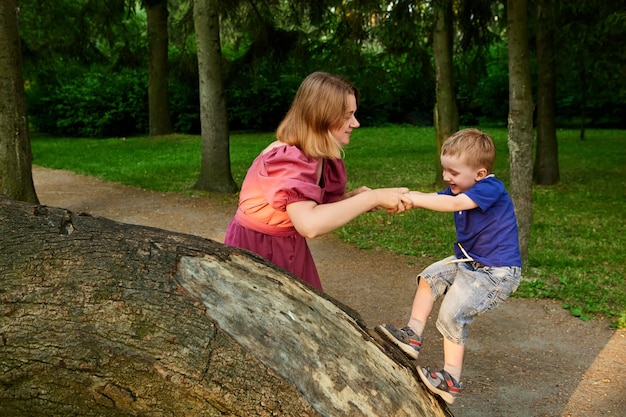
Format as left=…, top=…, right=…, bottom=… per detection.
left=224, top=145, right=347, bottom=290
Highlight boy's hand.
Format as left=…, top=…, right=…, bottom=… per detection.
left=378, top=187, right=412, bottom=213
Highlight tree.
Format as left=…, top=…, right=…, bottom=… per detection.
left=193, top=0, right=237, bottom=193
left=555, top=1, right=626, bottom=137
left=432, top=0, right=459, bottom=188
left=0, top=196, right=450, bottom=417
left=0, top=0, right=38, bottom=204
left=533, top=0, right=559, bottom=185
left=507, top=0, right=534, bottom=263
left=146, top=0, right=173, bottom=136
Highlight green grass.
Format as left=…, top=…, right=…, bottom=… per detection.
left=31, top=127, right=626, bottom=328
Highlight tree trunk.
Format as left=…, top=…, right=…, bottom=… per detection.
left=193, top=0, right=238, bottom=193
left=0, top=196, right=451, bottom=417
left=432, top=0, right=459, bottom=189
left=579, top=67, right=586, bottom=141
left=507, top=0, right=534, bottom=264
left=147, top=0, right=173, bottom=136
left=533, top=0, right=560, bottom=185
left=0, top=0, right=38, bottom=204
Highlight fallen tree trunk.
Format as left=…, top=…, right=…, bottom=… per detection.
left=0, top=196, right=451, bottom=417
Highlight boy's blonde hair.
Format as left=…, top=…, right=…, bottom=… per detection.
left=441, top=128, right=496, bottom=172
left=276, top=72, right=360, bottom=160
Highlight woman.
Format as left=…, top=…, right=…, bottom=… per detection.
left=224, top=71, right=411, bottom=290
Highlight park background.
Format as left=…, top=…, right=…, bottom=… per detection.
left=17, top=1, right=624, bottom=136
left=2, top=0, right=625, bottom=328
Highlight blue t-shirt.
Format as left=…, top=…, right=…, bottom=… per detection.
left=439, top=175, right=522, bottom=267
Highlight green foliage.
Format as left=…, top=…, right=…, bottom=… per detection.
left=554, top=1, right=626, bottom=127
left=523, top=129, right=626, bottom=327
left=167, top=78, right=200, bottom=134
left=515, top=279, right=553, bottom=299
left=31, top=127, right=626, bottom=328
left=456, top=43, right=510, bottom=126
left=28, top=67, right=149, bottom=137
left=19, top=0, right=146, bottom=77
left=20, top=0, right=626, bottom=137
left=225, top=57, right=305, bottom=131
left=167, top=53, right=201, bottom=134
left=349, top=55, right=435, bottom=126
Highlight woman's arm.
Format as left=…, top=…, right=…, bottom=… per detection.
left=343, top=185, right=371, bottom=199
left=287, top=188, right=411, bottom=238
left=407, top=191, right=477, bottom=212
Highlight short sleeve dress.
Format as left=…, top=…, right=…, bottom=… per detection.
left=224, top=144, right=347, bottom=290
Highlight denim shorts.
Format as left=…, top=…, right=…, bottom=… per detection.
left=420, top=256, right=521, bottom=345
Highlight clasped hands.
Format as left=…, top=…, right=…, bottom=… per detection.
left=349, top=186, right=417, bottom=214
left=383, top=187, right=414, bottom=213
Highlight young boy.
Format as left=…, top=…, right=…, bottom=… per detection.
left=377, top=128, right=522, bottom=404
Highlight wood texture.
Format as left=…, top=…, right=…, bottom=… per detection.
left=0, top=196, right=451, bottom=416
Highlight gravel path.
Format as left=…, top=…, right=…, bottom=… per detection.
left=33, top=166, right=625, bottom=417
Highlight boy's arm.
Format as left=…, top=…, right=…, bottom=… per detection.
left=407, top=191, right=478, bottom=212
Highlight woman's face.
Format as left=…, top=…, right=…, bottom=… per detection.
left=330, top=94, right=360, bottom=146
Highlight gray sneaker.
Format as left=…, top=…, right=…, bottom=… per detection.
left=418, top=367, right=462, bottom=404
left=376, top=324, right=422, bottom=359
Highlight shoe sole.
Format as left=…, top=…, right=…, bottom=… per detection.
left=375, top=325, right=419, bottom=360
left=417, top=368, right=456, bottom=404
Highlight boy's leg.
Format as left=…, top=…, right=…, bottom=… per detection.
left=377, top=257, right=457, bottom=359
left=408, top=277, right=434, bottom=335
left=443, top=337, right=464, bottom=382
left=376, top=278, right=433, bottom=359
left=418, top=365, right=462, bottom=404
left=418, top=333, right=463, bottom=405
left=435, top=272, right=472, bottom=384
left=417, top=321, right=464, bottom=404
left=420, top=264, right=520, bottom=403
left=418, top=267, right=471, bottom=404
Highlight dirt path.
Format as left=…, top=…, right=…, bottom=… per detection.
left=32, top=166, right=625, bottom=417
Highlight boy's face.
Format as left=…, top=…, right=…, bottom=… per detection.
left=440, top=155, right=487, bottom=195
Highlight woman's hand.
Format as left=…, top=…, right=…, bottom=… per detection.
left=373, top=187, right=413, bottom=213
left=347, top=186, right=412, bottom=212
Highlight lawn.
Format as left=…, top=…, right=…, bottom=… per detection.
left=31, top=127, right=626, bottom=328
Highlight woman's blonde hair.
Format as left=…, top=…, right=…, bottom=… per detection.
left=441, top=128, right=496, bottom=172
left=276, top=71, right=360, bottom=160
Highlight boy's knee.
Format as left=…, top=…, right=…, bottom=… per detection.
left=435, top=316, right=466, bottom=345
left=438, top=299, right=475, bottom=340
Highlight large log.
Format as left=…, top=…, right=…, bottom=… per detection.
left=0, top=196, right=451, bottom=417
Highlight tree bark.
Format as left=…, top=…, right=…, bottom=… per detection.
left=0, top=0, right=38, bottom=204
left=533, top=0, right=560, bottom=185
left=0, top=196, right=451, bottom=417
left=147, top=0, right=173, bottom=136
left=579, top=66, right=587, bottom=141
left=193, top=0, right=238, bottom=193
left=432, top=0, right=459, bottom=189
left=507, top=0, right=534, bottom=264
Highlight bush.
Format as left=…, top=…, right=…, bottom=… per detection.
left=225, top=71, right=298, bottom=131
left=224, top=55, right=305, bottom=131
left=168, top=76, right=201, bottom=134
left=28, top=67, right=148, bottom=137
